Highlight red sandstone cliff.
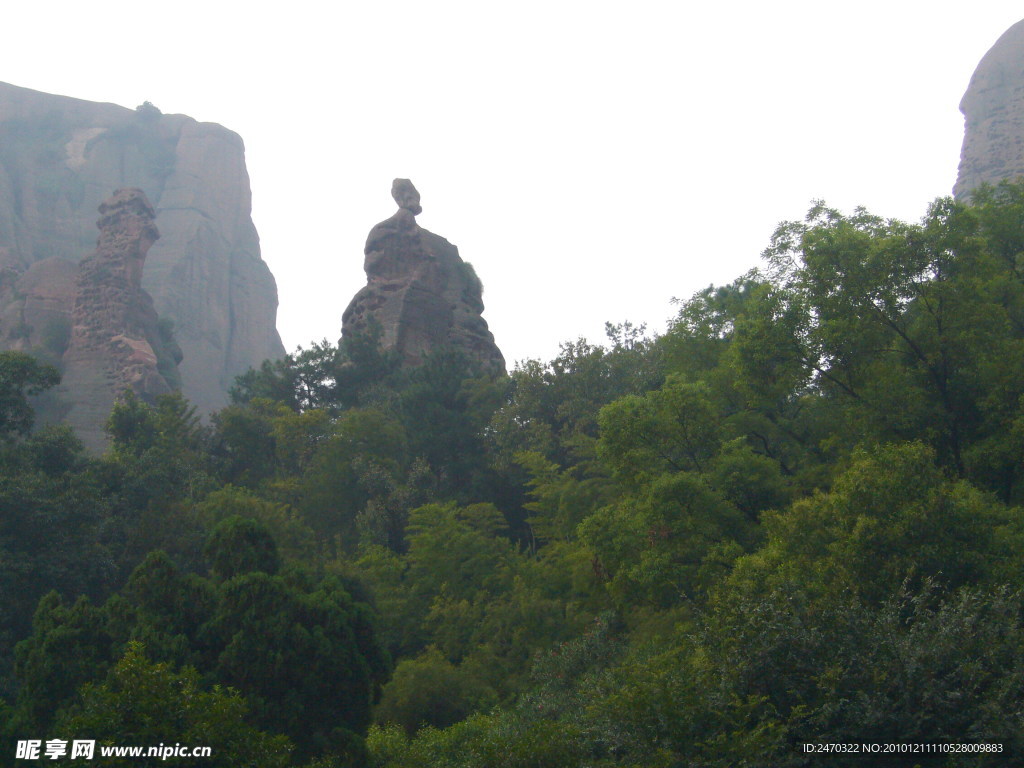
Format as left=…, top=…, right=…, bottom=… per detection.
left=0, top=81, right=285, bottom=415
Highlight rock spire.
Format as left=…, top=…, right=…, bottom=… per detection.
left=341, top=180, right=505, bottom=373
left=59, top=189, right=182, bottom=450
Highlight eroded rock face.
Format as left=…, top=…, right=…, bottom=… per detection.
left=0, top=258, right=77, bottom=362
left=341, top=180, right=505, bottom=373
left=0, top=81, right=285, bottom=414
left=955, top=19, right=1024, bottom=198
left=60, top=189, right=182, bottom=450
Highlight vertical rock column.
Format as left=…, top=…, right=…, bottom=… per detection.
left=61, top=188, right=181, bottom=451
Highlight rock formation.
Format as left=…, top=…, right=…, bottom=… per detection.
left=60, top=189, right=182, bottom=450
left=341, top=180, right=505, bottom=373
left=0, top=81, right=285, bottom=414
left=0, top=258, right=77, bottom=364
left=955, top=19, right=1024, bottom=198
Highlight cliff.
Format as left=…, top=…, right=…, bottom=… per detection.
left=341, top=180, right=505, bottom=373
left=955, top=19, right=1024, bottom=197
left=0, top=81, right=285, bottom=414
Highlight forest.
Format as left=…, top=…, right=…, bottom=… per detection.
left=2, top=182, right=1024, bottom=767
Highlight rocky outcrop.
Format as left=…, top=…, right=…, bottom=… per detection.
left=341, top=180, right=505, bottom=373
left=955, top=19, right=1024, bottom=197
left=0, top=81, right=285, bottom=414
left=0, top=258, right=77, bottom=364
left=60, top=189, right=182, bottom=450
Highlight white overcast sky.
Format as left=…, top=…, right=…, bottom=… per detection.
left=2, top=2, right=1023, bottom=368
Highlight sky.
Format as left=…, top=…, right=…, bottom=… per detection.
left=2, top=2, right=1023, bottom=368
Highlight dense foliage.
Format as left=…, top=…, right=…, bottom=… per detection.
left=4, top=183, right=1024, bottom=765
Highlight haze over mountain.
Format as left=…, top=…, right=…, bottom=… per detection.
left=0, top=81, right=284, bottom=416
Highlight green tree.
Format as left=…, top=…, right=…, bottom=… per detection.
left=399, top=348, right=506, bottom=503
left=374, top=647, right=496, bottom=734
left=229, top=340, right=342, bottom=413
left=204, top=516, right=281, bottom=579
left=763, top=194, right=1024, bottom=495
left=10, top=539, right=388, bottom=765
left=106, top=391, right=204, bottom=459
left=0, top=444, right=114, bottom=696
left=9, top=593, right=113, bottom=735
left=725, top=442, right=1024, bottom=605
left=111, top=551, right=214, bottom=669
left=490, top=325, right=663, bottom=473
left=197, top=485, right=315, bottom=562
left=55, top=642, right=292, bottom=768
left=206, top=571, right=384, bottom=759
left=297, top=408, right=407, bottom=556
left=597, top=375, right=721, bottom=483
left=335, top=319, right=403, bottom=410
left=674, top=584, right=1024, bottom=767
left=0, top=351, right=60, bottom=439
left=208, top=400, right=281, bottom=486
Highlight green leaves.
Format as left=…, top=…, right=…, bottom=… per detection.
left=598, top=376, right=720, bottom=482
left=205, top=516, right=281, bottom=580
left=12, top=594, right=113, bottom=734
left=10, top=536, right=387, bottom=765
left=726, top=442, right=1022, bottom=604
left=0, top=351, right=59, bottom=440
left=56, top=642, right=293, bottom=768
left=691, top=583, right=1024, bottom=765
left=374, top=647, right=496, bottom=733
left=760, top=191, right=1024, bottom=488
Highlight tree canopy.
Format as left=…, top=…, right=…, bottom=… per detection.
left=4, top=183, right=1024, bottom=766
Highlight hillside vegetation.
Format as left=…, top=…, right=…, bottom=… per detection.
left=3, top=184, right=1024, bottom=766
